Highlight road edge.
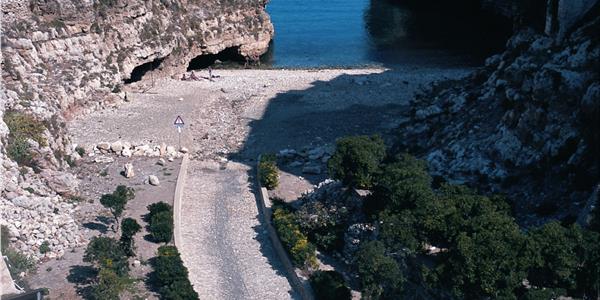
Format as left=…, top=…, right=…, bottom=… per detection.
left=173, top=153, right=189, bottom=248
left=256, top=155, right=314, bottom=300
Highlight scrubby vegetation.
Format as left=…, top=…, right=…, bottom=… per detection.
left=310, top=270, right=351, bottom=300
left=151, top=246, right=199, bottom=300
left=120, top=218, right=142, bottom=257
left=277, top=135, right=600, bottom=299
left=100, top=185, right=135, bottom=231
left=327, top=135, right=385, bottom=189
left=4, top=111, right=47, bottom=167
left=146, top=202, right=174, bottom=243
left=258, top=154, right=279, bottom=190
left=271, top=201, right=317, bottom=269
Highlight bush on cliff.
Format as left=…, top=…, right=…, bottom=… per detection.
left=4, top=111, right=47, bottom=167
left=328, top=135, right=385, bottom=189
left=259, top=154, right=279, bottom=190
left=100, top=185, right=135, bottom=231
left=120, top=218, right=142, bottom=257
left=84, top=236, right=129, bottom=276
left=355, top=240, right=403, bottom=299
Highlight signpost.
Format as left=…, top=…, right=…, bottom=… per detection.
left=174, top=115, right=184, bottom=150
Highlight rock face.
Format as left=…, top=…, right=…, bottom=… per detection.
left=396, top=16, right=600, bottom=225
left=0, top=0, right=272, bottom=261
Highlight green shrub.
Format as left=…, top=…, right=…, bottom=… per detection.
left=75, top=146, right=86, bottom=156
left=39, top=241, right=50, bottom=254
left=90, top=268, right=131, bottom=300
left=1, top=225, right=9, bottom=253
left=272, top=204, right=317, bottom=269
left=149, top=211, right=173, bottom=243
left=84, top=236, right=129, bottom=276
left=355, top=241, right=403, bottom=299
left=328, top=135, right=385, bottom=189
left=259, top=154, right=279, bottom=190
left=152, top=246, right=199, bottom=300
left=4, top=248, right=36, bottom=278
left=310, top=270, right=351, bottom=300
left=4, top=111, right=47, bottom=166
left=146, top=201, right=172, bottom=222
left=120, top=218, right=142, bottom=256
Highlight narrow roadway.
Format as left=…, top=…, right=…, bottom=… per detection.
left=178, top=160, right=296, bottom=300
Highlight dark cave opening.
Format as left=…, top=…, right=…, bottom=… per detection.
left=186, top=46, right=246, bottom=70
left=124, top=57, right=165, bottom=84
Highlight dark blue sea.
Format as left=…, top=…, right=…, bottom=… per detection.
left=263, top=0, right=510, bottom=68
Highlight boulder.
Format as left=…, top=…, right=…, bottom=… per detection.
left=180, top=147, right=189, bottom=154
left=123, top=163, right=135, bottom=178
left=157, top=158, right=166, bottom=166
left=41, top=170, right=79, bottom=196
left=121, top=148, right=132, bottom=157
left=111, top=141, right=123, bottom=153
left=97, top=142, right=110, bottom=151
left=94, top=156, right=114, bottom=164
left=148, top=175, right=160, bottom=186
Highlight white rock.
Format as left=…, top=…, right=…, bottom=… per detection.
left=97, top=142, right=110, bottom=150
left=111, top=141, right=123, bottom=153
left=180, top=147, right=189, bottom=153
left=121, top=148, right=132, bottom=157
left=124, top=163, right=135, bottom=178
left=166, top=146, right=176, bottom=156
left=157, top=158, right=166, bottom=166
left=148, top=175, right=160, bottom=186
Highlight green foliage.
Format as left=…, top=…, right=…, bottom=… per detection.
left=378, top=210, right=419, bottom=253
left=310, top=270, right=351, bottom=300
left=328, top=135, right=385, bottom=189
left=295, top=200, right=349, bottom=252
left=576, top=230, right=600, bottom=296
left=39, top=241, right=50, bottom=254
left=149, top=211, right=173, bottom=243
left=526, top=222, right=583, bottom=290
left=90, top=268, right=130, bottom=300
left=590, top=205, right=600, bottom=233
left=4, top=111, right=46, bottom=166
left=520, top=288, right=567, bottom=300
left=152, top=246, right=199, bottom=300
left=272, top=203, right=317, bottom=269
left=259, top=154, right=279, bottom=190
left=146, top=201, right=173, bottom=222
left=120, top=218, right=142, bottom=256
left=355, top=241, right=403, bottom=299
left=100, top=185, right=135, bottom=227
left=75, top=146, right=86, bottom=156
left=84, top=236, right=129, bottom=276
left=1, top=225, right=9, bottom=253
left=4, top=248, right=36, bottom=278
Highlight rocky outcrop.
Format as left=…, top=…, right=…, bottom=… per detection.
left=395, top=14, right=600, bottom=225
left=0, top=0, right=272, bottom=259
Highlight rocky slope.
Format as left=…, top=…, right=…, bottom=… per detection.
left=395, top=12, right=600, bottom=225
left=0, top=0, right=273, bottom=260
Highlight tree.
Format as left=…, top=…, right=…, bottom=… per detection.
left=355, top=241, right=403, bottom=299
left=310, top=270, right=351, bottom=300
left=258, top=154, right=279, bottom=190
left=120, top=218, right=141, bottom=256
left=100, top=185, right=135, bottom=231
left=84, top=236, right=129, bottom=276
left=149, top=211, right=173, bottom=243
left=328, top=135, right=386, bottom=189
left=526, top=222, right=582, bottom=290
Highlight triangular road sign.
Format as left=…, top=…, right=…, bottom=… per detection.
left=174, top=115, right=185, bottom=126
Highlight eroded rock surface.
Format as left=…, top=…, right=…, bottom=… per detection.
left=396, top=18, right=600, bottom=225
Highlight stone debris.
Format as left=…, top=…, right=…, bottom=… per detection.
left=157, top=158, right=166, bottom=166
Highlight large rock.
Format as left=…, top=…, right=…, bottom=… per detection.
left=148, top=175, right=160, bottom=186
left=123, top=163, right=135, bottom=178
left=41, top=170, right=79, bottom=196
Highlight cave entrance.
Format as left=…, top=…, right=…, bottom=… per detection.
left=124, top=57, right=165, bottom=84
left=186, top=46, right=245, bottom=70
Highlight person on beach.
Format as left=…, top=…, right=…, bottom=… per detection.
left=190, top=71, right=199, bottom=81
left=208, top=67, right=214, bottom=81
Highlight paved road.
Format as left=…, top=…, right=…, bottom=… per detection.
left=179, top=160, right=297, bottom=300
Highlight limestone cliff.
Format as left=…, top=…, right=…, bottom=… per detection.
left=0, top=0, right=272, bottom=260
left=395, top=10, right=600, bottom=226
